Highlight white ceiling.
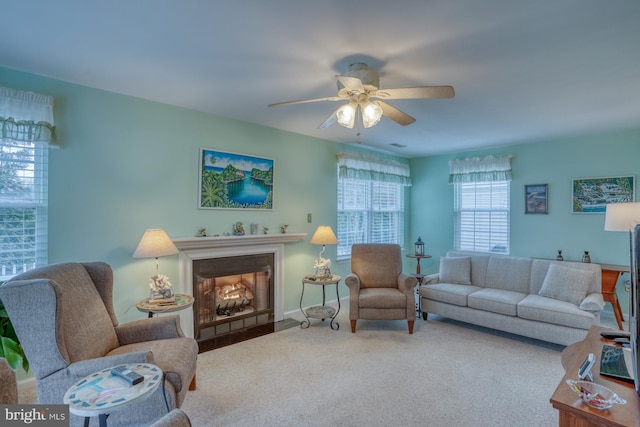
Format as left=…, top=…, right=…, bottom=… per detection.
left=2, top=1, right=639, bottom=158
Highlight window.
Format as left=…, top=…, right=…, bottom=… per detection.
left=449, top=155, right=512, bottom=254
left=336, top=153, right=410, bottom=260
left=0, top=87, right=56, bottom=280
left=454, top=181, right=510, bottom=253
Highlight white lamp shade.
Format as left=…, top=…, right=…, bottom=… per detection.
left=310, top=226, right=338, bottom=245
left=361, top=101, right=383, bottom=128
left=133, top=229, right=179, bottom=258
left=336, top=103, right=357, bottom=128
left=604, top=202, right=640, bottom=232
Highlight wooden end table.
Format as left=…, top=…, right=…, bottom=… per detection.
left=599, top=264, right=628, bottom=330
left=64, top=363, right=162, bottom=427
left=136, top=293, right=194, bottom=318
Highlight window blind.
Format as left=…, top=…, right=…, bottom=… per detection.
left=454, top=181, right=510, bottom=254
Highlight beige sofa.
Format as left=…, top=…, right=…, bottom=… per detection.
left=419, top=251, right=604, bottom=346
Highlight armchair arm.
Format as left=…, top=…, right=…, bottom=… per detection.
left=345, top=273, right=361, bottom=319
left=344, top=273, right=361, bottom=292
left=67, top=351, right=154, bottom=379
left=579, top=292, right=605, bottom=313
left=397, top=273, right=418, bottom=295
left=115, top=316, right=185, bottom=346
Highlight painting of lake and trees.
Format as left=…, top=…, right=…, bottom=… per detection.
left=572, top=176, right=634, bottom=213
left=199, top=149, right=274, bottom=210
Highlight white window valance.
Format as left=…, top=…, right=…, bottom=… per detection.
left=337, top=152, right=411, bottom=186
left=0, top=86, right=57, bottom=146
left=449, top=155, right=512, bottom=183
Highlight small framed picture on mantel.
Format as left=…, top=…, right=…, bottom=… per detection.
left=525, top=184, right=548, bottom=214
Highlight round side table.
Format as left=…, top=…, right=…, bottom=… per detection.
left=300, top=274, right=341, bottom=330
left=136, top=293, right=194, bottom=318
left=63, top=363, right=162, bottom=427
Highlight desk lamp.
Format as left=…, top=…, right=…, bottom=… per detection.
left=310, top=226, right=338, bottom=279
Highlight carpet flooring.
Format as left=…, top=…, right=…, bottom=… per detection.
left=180, top=310, right=568, bottom=427
left=17, top=311, right=624, bottom=426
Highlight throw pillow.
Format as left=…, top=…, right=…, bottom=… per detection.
left=539, top=263, right=595, bottom=305
left=439, top=257, right=472, bottom=285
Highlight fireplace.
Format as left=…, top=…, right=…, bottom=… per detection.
left=192, top=253, right=274, bottom=343
left=173, top=233, right=306, bottom=348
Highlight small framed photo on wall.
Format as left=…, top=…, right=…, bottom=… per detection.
left=525, top=184, right=548, bottom=214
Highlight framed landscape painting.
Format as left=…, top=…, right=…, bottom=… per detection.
left=199, top=149, right=274, bottom=210
left=525, top=184, right=548, bottom=214
left=572, top=175, right=635, bottom=213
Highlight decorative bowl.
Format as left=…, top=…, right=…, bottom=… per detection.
left=566, top=379, right=627, bottom=410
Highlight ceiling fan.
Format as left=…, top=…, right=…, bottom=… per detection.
left=268, top=62, right=454, bottom=130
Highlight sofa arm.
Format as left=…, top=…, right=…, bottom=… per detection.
left=579, top=292, right=605, bottom=313
left=116, top=316, right=185, bottom=346
left=423, top=273, right=440, bottom=285
left=67, top=351, right=154, bottom=379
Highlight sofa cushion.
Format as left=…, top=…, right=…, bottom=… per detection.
left=538, top=263, right=595, bottom=305
left=518, top=294, right=596, bottom=330
left=420, top=283, right=482, bottom=307
left=467, top=288, right=526, bottom=316
left=485, top=256, right=532, bottom=293
left=439, top=257, right=471, bottom=285
left=446, top=251, right=491, bottom=286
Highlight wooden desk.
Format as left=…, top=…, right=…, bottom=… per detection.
left=550, top=326, right=639, bottom=427
left=599, top=264, right=628, bottom=330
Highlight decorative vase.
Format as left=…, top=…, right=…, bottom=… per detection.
left=556, top=250, right=564, bottom=261
left=582, top=251, right=591, bottom=263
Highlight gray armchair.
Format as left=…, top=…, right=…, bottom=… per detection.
left=346, top=244, right=418, bottom=333
left=150, top=409, right=192, bottom=427
left=0, top=262, right=198, bottom=427
left=0, top=357, right=18, bottom=404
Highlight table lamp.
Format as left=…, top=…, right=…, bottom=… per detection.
left=604, top=202, right=640, bottom=322
left=133, top=228, right=179, bottom=301
left=310, top=226, right=338, bottom=279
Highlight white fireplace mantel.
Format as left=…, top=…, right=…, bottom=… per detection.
left=173, top=233, right=307, bottom=251
left=172, top=233, right=306, bottom=338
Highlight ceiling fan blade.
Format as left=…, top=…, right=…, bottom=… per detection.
left=268, top=96, right=343, bottom=107
left=336, top=75, right=364, bottom=93
left=317, top=107, right=339, bottom=129
left=372, top=85, right=455, bottom=100
left=376, top=101, right=416, bottom=126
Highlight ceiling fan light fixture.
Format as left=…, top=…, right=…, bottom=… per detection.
left=361, top=100, right=383, bottom=128
left=336, top=102, right=357, bottom=128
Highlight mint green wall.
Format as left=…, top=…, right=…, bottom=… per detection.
left=410, top=131, right=640, bottom=316
left=2, top=66, right=407, bottom=327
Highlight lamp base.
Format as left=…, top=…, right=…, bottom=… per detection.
left=314, top=257, right=332, bottom=279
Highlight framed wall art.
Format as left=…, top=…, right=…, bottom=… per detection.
left=198, top=149, right=274, bottom=210
left=572, top=175, right=635, bottom=214
left=525, top=184, right=548, bottom=214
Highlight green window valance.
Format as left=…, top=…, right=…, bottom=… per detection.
left=449, top=155, right=512, bottom=183
left=337, top=152, right=411, bottom=186
left=0, top=86, right=57, bottom=147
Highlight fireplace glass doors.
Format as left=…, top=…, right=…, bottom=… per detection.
left=193, top=253, right=274, bottom=344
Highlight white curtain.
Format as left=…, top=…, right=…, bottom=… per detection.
left=337, top=152, right=411, bottom=186
left=0, top=86, right=56, bottom=146
left=449, top=155, right=512, bottom=183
